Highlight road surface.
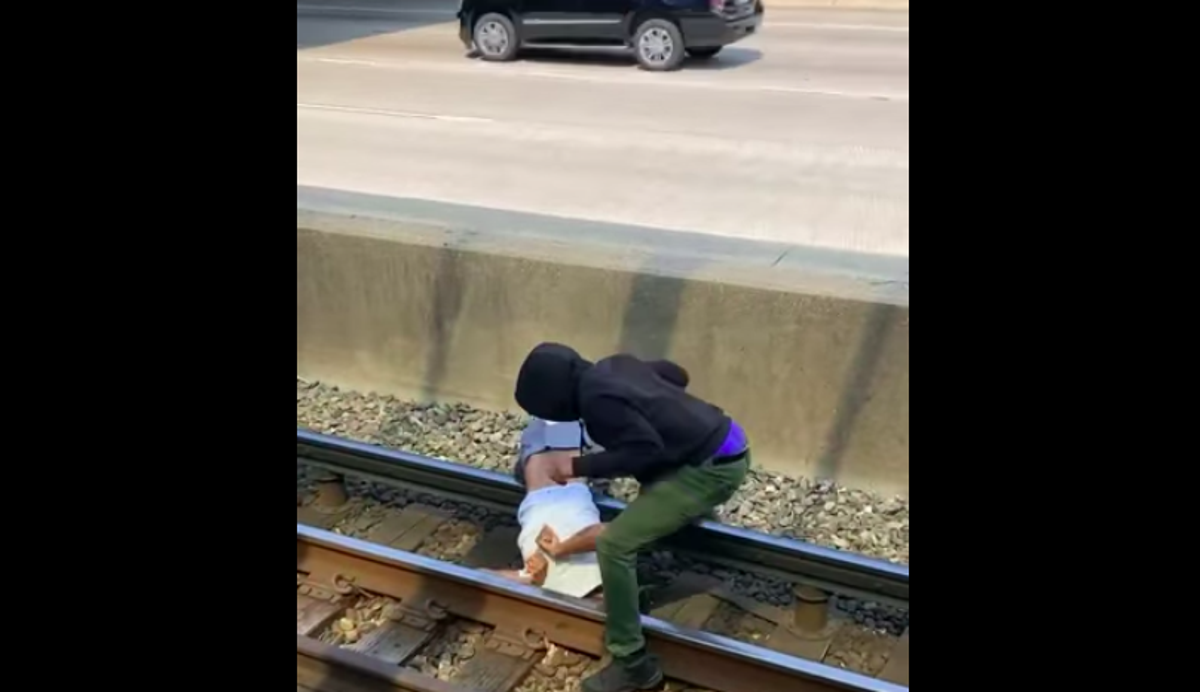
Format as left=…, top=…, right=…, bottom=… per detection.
left=297, top=1, right=909, bottom=256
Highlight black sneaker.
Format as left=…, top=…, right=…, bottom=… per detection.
left=582, top=651, right=664, bottom=692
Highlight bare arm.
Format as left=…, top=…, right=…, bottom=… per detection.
left=483, top=551, right=548, bottom=586
left=538, top=523, right=607, bottom=558
left=558, top=523, right=606, bottom=556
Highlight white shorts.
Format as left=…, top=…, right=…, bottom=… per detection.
left=517, top=481, right=604, bottom=598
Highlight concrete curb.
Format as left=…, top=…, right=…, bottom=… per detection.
left=297, top=187, right=909, bottom=308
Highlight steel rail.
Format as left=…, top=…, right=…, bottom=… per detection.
left=298, top=523, right=906, bottom=692
left=297, top=634, right=472, bottom=692
left=298, top=429, right=908, bottom=608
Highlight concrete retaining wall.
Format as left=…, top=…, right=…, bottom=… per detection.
left=297, top=189, right=909, bottom=497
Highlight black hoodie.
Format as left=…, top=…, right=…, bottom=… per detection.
left=514, top=342, right=731, bottom=484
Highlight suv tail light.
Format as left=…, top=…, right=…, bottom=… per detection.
left=710, top=0, right=725, bottom=11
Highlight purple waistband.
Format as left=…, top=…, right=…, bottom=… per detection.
left=715, top=419, right=748, bottom=457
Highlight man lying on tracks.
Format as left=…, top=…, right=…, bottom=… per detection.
left=482, top=417, right=605, bottom=601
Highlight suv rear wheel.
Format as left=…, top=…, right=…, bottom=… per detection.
left=474, top=13, right=518, bottom=62
left=632, top=19, right=685, bottom=72
left=687, top=47, right=722, bottom=60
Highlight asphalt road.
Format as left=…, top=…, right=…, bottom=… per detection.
left=297, top=1, right=909, bottom=256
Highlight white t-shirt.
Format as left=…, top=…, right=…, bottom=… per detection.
left=517, top=480, right=603, bottom=598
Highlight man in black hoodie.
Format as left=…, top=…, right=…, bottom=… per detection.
left=514, top=342, right=750, bottom=692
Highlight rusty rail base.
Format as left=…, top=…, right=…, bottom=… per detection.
left=297, top=429, right=909, bottom=609
left=298, top=523, right=906, bottom=692
left=298, top=635, right=473, bottom=692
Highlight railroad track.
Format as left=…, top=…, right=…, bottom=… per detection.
left=297, top=429, right=910, bottom=692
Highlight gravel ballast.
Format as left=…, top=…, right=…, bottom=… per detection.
left=313, top=591, right=718, bottom=691
left=297, top=379, right=910, bottom=566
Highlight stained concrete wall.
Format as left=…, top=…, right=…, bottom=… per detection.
left=297, top=189, right=908, bottom=497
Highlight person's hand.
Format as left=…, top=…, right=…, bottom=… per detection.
left=524, top=551, right=548, bottom=585
left=537, top=525, right=563, bottom=557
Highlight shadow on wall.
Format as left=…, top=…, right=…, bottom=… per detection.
left=422, top=246, right=466, bottom=402
left=616, top=262, right=695, bottom=359
left=297, top=0, right=459, bottom=51
left=813, top=303, right=902, bottom=481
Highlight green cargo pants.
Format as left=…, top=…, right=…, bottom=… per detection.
left=595, top=454, right=749, bottom=658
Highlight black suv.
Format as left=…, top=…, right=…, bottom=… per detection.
left=457, top=0, right=764, bottom=72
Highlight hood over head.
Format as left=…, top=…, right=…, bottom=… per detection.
left=648, top=359, right=689, bottom=389
left=514, top=342, right=592, bottom=422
